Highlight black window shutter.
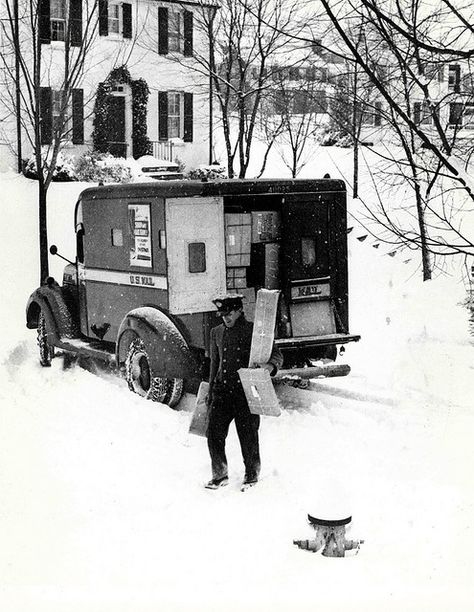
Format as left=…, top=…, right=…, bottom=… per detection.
left=122, top=3, right=132, bottom=39
left=183, top=92, right=193, bottom=142
left=40, top=87, right=53, bottom=145
left=183, top=10, right=193, bottom=57
left=72, top=89, right=84, bottom=144
left=374, top=101, right=382, bottom=126
left=159, top=92, right=168, bottom=140
left=413, top=102, right=421, bottom=124
left=99, top=0, right=108, bottom=37
left=39, top=0, right=51, bottom=45
left=158, top=7, right=168, bottom=55
left=70, top=0, right=82, bottom=47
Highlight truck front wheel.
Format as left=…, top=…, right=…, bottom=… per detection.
left=125, top=338, right=183, bottom=408
left=37, top=311, right=55, bottom=367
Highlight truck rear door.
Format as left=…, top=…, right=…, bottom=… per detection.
left=281, top=194, right=336, bottom=337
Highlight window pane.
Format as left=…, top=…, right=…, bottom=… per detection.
left=109, top=4, right=120, bottom=33
left=169, top=12, right=182, bottom=52
left=189, top=242, right=206, bottom=273
left=168, top=92, right=181, bottom=138
left=50, top=0, right=66, bottom=19
left=301, top=237, right=316, bottom=267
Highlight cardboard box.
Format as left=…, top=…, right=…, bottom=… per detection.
left=238, top=368, right=281, bottom=417
left=225, top=213, right=252, bottom=266
left=226, top=267, right=247, bottom=289
left=189, top=381, right=210, bottom=437
left=251, top=211, right=281, bottom=243
left=249, top=288, right=280, bottom=366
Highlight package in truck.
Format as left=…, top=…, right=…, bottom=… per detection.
left=251, top=211, right=281, bottom=243
left=248, top=288, right=280, bottom=366
left=189, top=381, right=210, bottom=437
left=225, top=213, right=252, bottom=266
left=226, top=267, right=247, bottom=289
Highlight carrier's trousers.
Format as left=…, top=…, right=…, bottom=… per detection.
left=207, top=388, right=260, bottom=481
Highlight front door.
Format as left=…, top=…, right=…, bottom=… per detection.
left=166, top=197, right=227, bottom=315
left=107, top=96, right=127, bottom=157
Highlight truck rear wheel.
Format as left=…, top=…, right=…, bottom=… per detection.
left=125, top=338, right=183, bottom=408
left=37, top=311, right=55, bottom=367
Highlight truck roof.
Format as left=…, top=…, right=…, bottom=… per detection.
left=79, top=178, right=346, bottom=202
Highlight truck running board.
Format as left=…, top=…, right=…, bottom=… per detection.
left=55, top=338, right=116, bottom=367
left=275, top=333, right=360, bottom=349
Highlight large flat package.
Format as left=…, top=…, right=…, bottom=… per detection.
left=248, top=288, right=280, bottom=366
left=238, top=368, right=281, bottom=417
left=238, top=288, right=281, bottom=417
left=189, top=381, right=210, bottom=437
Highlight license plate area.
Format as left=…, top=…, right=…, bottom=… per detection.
left=290, top=277, right=331, bottom=302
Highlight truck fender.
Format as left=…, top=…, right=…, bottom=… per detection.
left=26, top=283, right=78, bottom=342
left=116, top=307, right=198, bottom=380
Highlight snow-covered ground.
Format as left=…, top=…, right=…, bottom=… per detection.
left=1, top=148, right=473, bottom=612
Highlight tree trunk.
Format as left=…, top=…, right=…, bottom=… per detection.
left=38, top=179, right=49, bottom=283
left=414, top=183, right=432, bottom=281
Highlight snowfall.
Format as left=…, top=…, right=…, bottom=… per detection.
left=0, top=146, right=473, bottom=612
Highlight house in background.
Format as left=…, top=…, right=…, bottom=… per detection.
left=0, top=0, right=218, bottom=171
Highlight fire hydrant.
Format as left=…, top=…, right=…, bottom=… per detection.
left=293, top=514, right=364, bottom=557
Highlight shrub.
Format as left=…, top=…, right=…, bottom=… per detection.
left=22, top=151, right=77, bottom=181
left=74, top=151, right=132, bottom=183
left=186, top=164, right=227, bottom=181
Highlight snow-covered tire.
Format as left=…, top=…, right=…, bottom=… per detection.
left=125, top=338, right=184, bottom=408
left=37, top=311, right=55, bottom=367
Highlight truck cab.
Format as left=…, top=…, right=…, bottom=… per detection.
left=27, top=178, right=360, bottom=407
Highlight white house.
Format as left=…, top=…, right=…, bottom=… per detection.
left=0, top=0, right=218, bottom=172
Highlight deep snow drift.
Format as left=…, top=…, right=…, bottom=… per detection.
left=0, top=149, right=473, bottom=612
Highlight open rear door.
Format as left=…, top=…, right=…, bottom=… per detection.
left=166, top=196, right=226, bottom=314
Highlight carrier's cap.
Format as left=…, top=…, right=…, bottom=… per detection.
left=212, top=294, right=244, bottom=316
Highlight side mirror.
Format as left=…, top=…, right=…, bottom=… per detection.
left=49, top=245, right=58, bottom=255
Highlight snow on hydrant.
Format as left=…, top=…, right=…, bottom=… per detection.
left=293, top=514, right=364, bottom=557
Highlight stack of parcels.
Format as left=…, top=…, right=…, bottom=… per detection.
left=239, top=288, right=281, bottom=417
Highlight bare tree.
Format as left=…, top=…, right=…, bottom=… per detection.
left=267, top=70, right=327, bottom=177
left=139, top=0, right=305, bottom=178
left=0, top=0, right=100, bottom=282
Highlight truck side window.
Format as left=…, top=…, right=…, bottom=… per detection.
left=301, top=237, right=316, bottom=267
left=111, top=228, right=123, bottom=246
left=188, top=242, right=206, bottom=273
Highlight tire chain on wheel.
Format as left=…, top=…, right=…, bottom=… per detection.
left=125, top=337, right=183, bottom=407
left=37, top=311, right=54, bottom=367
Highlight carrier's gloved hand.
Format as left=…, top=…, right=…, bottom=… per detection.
left=256, top=362, right=276, bottom=376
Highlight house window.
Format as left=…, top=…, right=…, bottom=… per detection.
left=40, top=87, right=84, bottom=145
left=52, top=90, right=65, bottom=133
left=449, top=102, right=463, bottom=126
left=99, top=0, right=132, bottom=39
left=414, top=101, right=433, bottom=125
left=51, top=0, right=66, bottom=41
left=448, top=65, right=461, bottom=92
left=108, top=3, right=120, bottom=34
left=168, top=92, right=181, bottom=138
left=463, top=103, right=474, bottom=127
left=159, top=91, right=193, bottom=142
left=158, top=7, right=193, bottom=56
